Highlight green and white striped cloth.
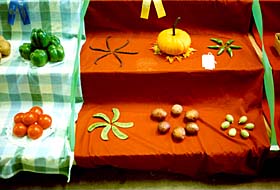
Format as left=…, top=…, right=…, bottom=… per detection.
left=0, top=0, right=88, bottom=181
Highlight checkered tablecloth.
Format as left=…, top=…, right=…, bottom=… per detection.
left=0, top=0, right=88, bottom=181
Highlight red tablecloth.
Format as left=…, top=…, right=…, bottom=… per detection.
left=75, top=0, right=270, bottom=178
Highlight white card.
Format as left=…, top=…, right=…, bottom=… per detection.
left=202, top=52, right=216, bottom=70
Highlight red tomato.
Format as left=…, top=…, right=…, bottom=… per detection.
left=27, top=124, right=43, bottom=140
left=13, top=123, right=28, bottom=137
left=29, top=106, right=43, bottom=116
left=14, top=112, right=24, bottom=123
left=37, top=114, right=52, bottom=129
left=22, top=112, right=38, bottom=126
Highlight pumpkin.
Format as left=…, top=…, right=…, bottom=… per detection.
left=157, top=17, right=191, bottom=56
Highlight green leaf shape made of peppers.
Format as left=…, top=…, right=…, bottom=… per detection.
left=88, top=108, right=134, bottom=141
left=208, top=38, right=242, bottom=58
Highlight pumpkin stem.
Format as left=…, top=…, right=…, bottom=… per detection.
left=172, top=17, right=181, bottom=36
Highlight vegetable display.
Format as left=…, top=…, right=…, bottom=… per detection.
left=12, top=106, right=52, bottom=140
left=19, top=28, right=65, bottom=67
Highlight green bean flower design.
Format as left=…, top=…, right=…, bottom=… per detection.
left=88, top=108, right=134, bottom=141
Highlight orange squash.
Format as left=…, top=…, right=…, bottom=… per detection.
left=157, top=17, right=191, bottom=56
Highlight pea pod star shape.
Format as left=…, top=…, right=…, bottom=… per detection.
left=87, top=108, right=134, bottom=141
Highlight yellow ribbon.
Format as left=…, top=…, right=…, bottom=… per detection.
left=141, top=0, right=166, bottom=19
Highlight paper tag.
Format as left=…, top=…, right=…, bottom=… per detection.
left=202, top=52, right=216, bottom=70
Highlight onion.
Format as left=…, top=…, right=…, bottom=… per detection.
left=151, top=108, right=167, bottom=121
left=185, top=122, right=199, bottom=135
left=172, top=126, right=186, bottom=141
left=185, top=109, right=199, bottom=121
left=157, top=121, right=171, bottom=134
left=171, top=104, right=183, bottom=116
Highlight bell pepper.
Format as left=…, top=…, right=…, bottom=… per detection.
left=19, top=43, right=34, bottom=60
left=30, top=49, right=48, bottom=67
left=47, top=44, right=65, bottom=62
left=49, top=34, right=61, bottom=46
left=30, top=28, right=50, bottom=49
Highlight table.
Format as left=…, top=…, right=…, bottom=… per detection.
left=0, top=0, right=87, bottom=181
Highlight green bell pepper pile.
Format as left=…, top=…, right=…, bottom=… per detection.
left=18, top=28, right=65, bottom=67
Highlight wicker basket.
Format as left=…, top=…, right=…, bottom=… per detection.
left=274, top=33, right=280, bottom=56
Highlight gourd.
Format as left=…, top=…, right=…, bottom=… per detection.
left=157, top=17, right=191, bottom=56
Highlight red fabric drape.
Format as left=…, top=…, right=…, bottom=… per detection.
left=75, top=0, right=270, bottom=178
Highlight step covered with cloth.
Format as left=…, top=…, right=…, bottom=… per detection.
left=75, top=0, right=270, bottom=178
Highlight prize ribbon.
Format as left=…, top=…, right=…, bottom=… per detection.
left=141, top=0, right=166, bottom=19
left=8, top=0, right=30, bottom=25
left=8, top=0, right=17, bottom=25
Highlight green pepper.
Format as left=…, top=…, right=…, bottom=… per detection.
left=47, top=44, right=65, bottom=62
left=217, top=46, right=225, bottom=55
left=30, top=49, right=48, bottom=67
left=227, top=47, right=233, bottom=58
left=30, top=28, right=50, bottom=49
left=19, top=43, right=34, bottom=60
left=210, top=38, right=223, bottom=45
left=229, top=45, right=242, bottom=49
left=208, top=45, right=221, bottom=49
left=225, top=39, right=234, bottom=46
left=49, top=34, right=61, bottom=46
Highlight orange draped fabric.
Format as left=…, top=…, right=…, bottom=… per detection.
left=75, top=0, right=270, bottom=178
